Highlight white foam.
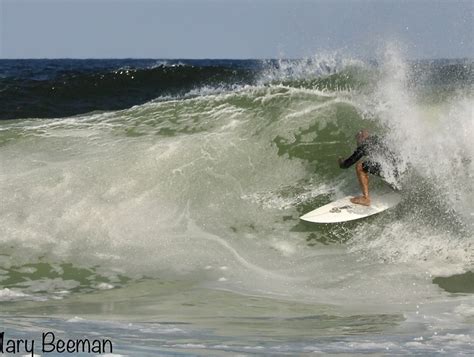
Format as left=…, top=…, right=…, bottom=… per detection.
left=96, top=282, right=114, bottom=290
left=67, top=316, right=85, bottom=322
left=0, top=288, right=29, bottom=301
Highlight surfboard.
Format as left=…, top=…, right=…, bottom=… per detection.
left=300, top=191, right=401, bottom=224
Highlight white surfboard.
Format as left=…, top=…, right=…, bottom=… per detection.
left=300, top=191, right=401, bottom=223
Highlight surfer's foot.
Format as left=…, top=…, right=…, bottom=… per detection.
left=350, top=196, right=371, bottom=206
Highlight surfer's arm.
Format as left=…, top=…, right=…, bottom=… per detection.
left=339, top=146, right=364, bottom=169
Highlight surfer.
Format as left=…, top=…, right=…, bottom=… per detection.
left=338, top=130, right=398, bottom=206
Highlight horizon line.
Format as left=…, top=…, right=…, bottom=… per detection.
left=0, top=57, right=473, bottom=61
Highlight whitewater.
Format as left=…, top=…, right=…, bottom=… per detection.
left=0, top=49, right=472, bottom=355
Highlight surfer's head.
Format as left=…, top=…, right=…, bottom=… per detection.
left=356, top=129, right=369, bottom=144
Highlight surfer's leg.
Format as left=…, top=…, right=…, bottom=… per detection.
left=351, top=161, right=371, bottom=206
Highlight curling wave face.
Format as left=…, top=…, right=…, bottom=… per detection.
left=0, top=52, right=472, bottom=354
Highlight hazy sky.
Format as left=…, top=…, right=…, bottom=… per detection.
left=1, top=0, right=472, bottom=59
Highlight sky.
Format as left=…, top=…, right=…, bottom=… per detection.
left=0, top=0, right=472, bottom=59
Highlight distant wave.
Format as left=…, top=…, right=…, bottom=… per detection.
left=0, top=58, right=472, bottom=120
left=0, top=60, right=259, bottom=119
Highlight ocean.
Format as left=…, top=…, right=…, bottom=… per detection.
left=0, top=50, right=473, bottom=356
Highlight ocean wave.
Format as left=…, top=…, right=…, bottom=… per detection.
left=1, top=57, right=471, bottom=120
left=0, top=51, right=472, bottom=307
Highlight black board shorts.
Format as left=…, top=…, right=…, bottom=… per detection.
left=362, top=160, right=401, bottom=191
left=362, top=160, right=382, bottom=176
